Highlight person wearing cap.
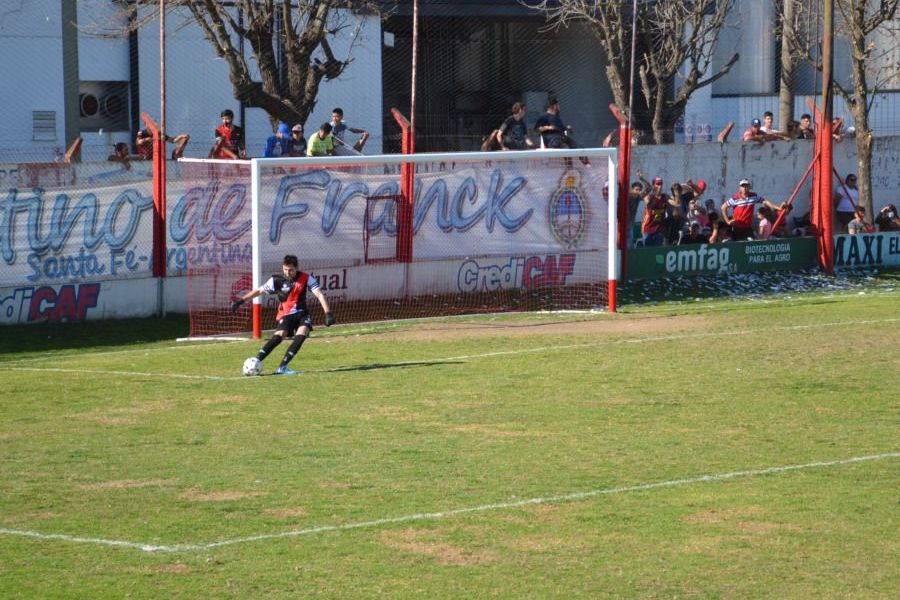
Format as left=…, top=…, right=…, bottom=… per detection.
left=307, top=122, right=336, bottom=157
left=742, top=118, right=767, bottom=144
left=721, top=179, right=786, bottom=241
left=286, top=124, right=307, bottom=156
left=535, top=97, right=578, bottom=149
left=211, top=109, right=246, bottom=159
left=834, top=173, right=859, bottom=232
left=640, top=175, right=680, bottom=247
left=264, top=121, right=292, bottom=158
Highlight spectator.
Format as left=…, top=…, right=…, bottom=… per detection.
left=704, top=198, right=718, bottom=219
left=663, top=207, right=686, bottom=246
left=107, top=142, right=134, bottom=169
left=757, top=206, right=774, bottom=240
left=834, top=173, right=859, bottom=232
left=640, top=176, right=680, bottom=247
left=627, top=169, right=651, bottom=247
left=743, top=118, right=767, bottom=144
left=330, top=107, right=369, bottom=153
left=686, top=197, right=710, bottom=233
left=831, top=118, right=846, bottom=142
left=535, top=97, right=577, bottom=149
left=136, top=128, right=190, bottom=160
left=672, top=178, right=707, bottom=214
left=847, top=205, right=874, bottom=234
left=760, top=111, right=788, bottom=140
left=497, top=102, right=534, bottom=151
left=721, top=178, right=786, bottom=241
left=681, top=221, right=707, bottom=245
left=264, top=122, right=293, bottom=158
left=307, top=122, right=335, bottom=157
left=785, top=120, right=800, bottom=139
left=286, top=124, right=306, bottom=156
left=708, top=212, right=730, bottom=243
left=210, top=109, right=247, bottom=159
left=875, top=204, right=900, bottom=232
left=797, top=114, right=816, bottom=140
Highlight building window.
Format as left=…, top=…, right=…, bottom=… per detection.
left=32, top=111, right=57, bottom=141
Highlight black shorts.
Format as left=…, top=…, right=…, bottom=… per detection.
left=276, top=311, right=313, bottom=337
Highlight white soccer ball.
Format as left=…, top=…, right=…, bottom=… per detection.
left=242, top=357, right=261, bottom=376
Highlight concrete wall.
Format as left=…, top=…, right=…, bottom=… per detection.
left=630, top=136, right=900, bottom=222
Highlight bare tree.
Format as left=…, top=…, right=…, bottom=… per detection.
left=782, top=0, right=899, bottom=216
left=529, top=0, right=738, bottom=144
left=778, top=0, right=798, bottom=131
left=117, top=1, right=378, bottom=129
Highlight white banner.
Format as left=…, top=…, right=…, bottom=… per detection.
left=834, top=232, right=900, bottom=269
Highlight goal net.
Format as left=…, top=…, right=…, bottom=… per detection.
left=181, top=148, right=617, bottom=337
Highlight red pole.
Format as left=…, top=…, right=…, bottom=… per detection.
left=819, top=0, right=835, bottom=274
left=152, top=3, right=167, bottom=279
left=769, top=153, right=819, bottom=237
left=610, top=104, right=631, bottom=281
left=391, top=109, right=414, bottom=263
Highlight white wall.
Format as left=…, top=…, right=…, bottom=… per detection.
left=0, top=0, right=66, bottom=162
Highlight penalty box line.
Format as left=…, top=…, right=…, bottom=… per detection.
left=1, top=452, right=897, bottom=554
left=4, top=317, right=898, bottom=381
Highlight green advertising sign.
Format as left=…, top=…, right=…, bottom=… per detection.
left=626, top=238, right=818, bottom=280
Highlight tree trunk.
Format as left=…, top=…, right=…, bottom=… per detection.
left=854, top=126, right=874, bottom=219
left=778, top=0, right=796, bottom=131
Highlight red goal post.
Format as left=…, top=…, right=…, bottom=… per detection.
left=181, top=148, right=619, bottom=338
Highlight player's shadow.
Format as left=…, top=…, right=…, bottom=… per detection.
left=324, top=360, right=463, bottom=373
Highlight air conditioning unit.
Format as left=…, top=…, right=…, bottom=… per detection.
left=79, top=81, right=129, bottom=132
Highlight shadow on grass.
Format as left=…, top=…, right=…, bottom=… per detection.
left=0, top=314, right=190, bottom=358
left=323, top=360, right=464, bottom=373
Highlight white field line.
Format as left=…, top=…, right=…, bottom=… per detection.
left=4, top=317, right=898, bottom=381
left=1, top=452, right=896, bottom=554
left=8, top=367, right=242, bottom=381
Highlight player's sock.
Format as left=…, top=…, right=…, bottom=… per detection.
left=257, top=335, right=283, bottom=361
left=279, top=334, right=307, bottom=367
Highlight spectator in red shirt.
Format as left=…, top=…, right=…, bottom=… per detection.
left=743, top=119, right=767, bottom=144
left=721, top=179, right=786, bottom=241
left=640, top=176, right=680, bottom=247
left=210, top=109, right=247, bottom=159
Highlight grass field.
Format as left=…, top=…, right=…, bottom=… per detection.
left=1, top=283, right=898, bottom=598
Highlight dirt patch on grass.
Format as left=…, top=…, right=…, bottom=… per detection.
left=79, top=478, right=177, bottom=491
left=83, top=400, right=174, bottom=426
left=263, top=507, right=307, bottom=519
left=199, top=395, right=251, bottom=406
left=180, top=489, right=267, bottom=502
left=85, top=415, right=138, bottom=426
left=362, top=314, right=711, bottom=344
left=150, top=564, right=191, bottom=574
left=451, top=423, right=544, bottom=438
left=379, top=528, right=495, bottom=566
left=682, top=506, right=763, bottom=524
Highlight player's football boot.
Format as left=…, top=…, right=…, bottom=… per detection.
left=274, top=366, right=297, bottom=376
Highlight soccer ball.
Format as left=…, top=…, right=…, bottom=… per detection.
left=242, top=357, right=261, bottom=376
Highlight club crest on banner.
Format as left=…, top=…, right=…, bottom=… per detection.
left=548, top=169, right=589, bottom=249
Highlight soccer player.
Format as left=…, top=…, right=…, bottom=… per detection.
left=230, top=254, right=336, bottom=375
